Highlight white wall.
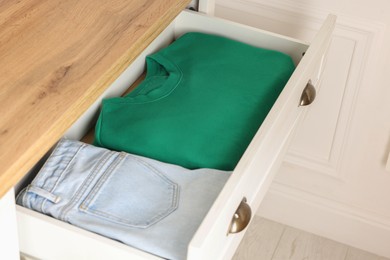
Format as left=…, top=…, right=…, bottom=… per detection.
left=215, top=0, right=390, bottom=257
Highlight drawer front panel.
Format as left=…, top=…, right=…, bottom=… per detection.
left=16, top=206, right=161, bottom=260
left=186, top=12, right=336, bottom=260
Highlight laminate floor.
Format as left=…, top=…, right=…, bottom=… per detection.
left=233, top=216, right=389, bottom=260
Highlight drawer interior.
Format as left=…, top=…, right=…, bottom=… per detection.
left=62, top=10, right=308, bottom=144
left=15, top=10, right=312, bottom=260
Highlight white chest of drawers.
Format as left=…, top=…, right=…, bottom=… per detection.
left=0, top=1, right=335, bottom=259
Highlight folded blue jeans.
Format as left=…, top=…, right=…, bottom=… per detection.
left=17, top=139, right=230, bottom=259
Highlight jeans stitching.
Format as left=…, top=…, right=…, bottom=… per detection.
left=49, top=143, right=86, bottom=193
left=131, top=155, right=180, bottom=221
left=30, top=140, right=62, bottom=189
left=79, top=152, right=123, bottom=209
left=41, top=142, right=85, bottom=214
left=58, top=150, right=112, bottom=221
left=131, top=156, right=179, bottom=226
left=80, top=153, right=179, bottom=228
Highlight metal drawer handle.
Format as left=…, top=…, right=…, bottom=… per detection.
left=228, top=198, right=252, bottom=234
left=299, top=80, right=316, bottom=106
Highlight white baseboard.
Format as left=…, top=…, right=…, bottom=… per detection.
left=257, top=183, right=390, bottom=258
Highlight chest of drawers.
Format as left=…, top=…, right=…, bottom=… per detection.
left=0, top=1, right=335, bottom=259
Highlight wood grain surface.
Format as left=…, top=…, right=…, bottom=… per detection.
left=0, top=0, right=190, bottom=198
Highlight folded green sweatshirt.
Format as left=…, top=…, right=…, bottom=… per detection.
left=94, top=32, right=295, bottom=170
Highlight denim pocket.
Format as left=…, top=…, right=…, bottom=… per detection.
left=79, top=153, right=179, bottom=228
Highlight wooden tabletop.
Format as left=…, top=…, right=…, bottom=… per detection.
left=0, top=0, right=190, bottom=198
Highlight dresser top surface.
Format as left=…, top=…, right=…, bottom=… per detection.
left=0, top=0, right=191, bottom=198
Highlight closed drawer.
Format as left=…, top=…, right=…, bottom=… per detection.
left=16, top=10, right=335, bottom=260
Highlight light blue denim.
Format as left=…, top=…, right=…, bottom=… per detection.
left=17, top=139, right=231, bottom=260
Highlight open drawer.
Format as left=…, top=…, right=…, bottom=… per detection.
left=16, top=10, right=335, bottom=260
